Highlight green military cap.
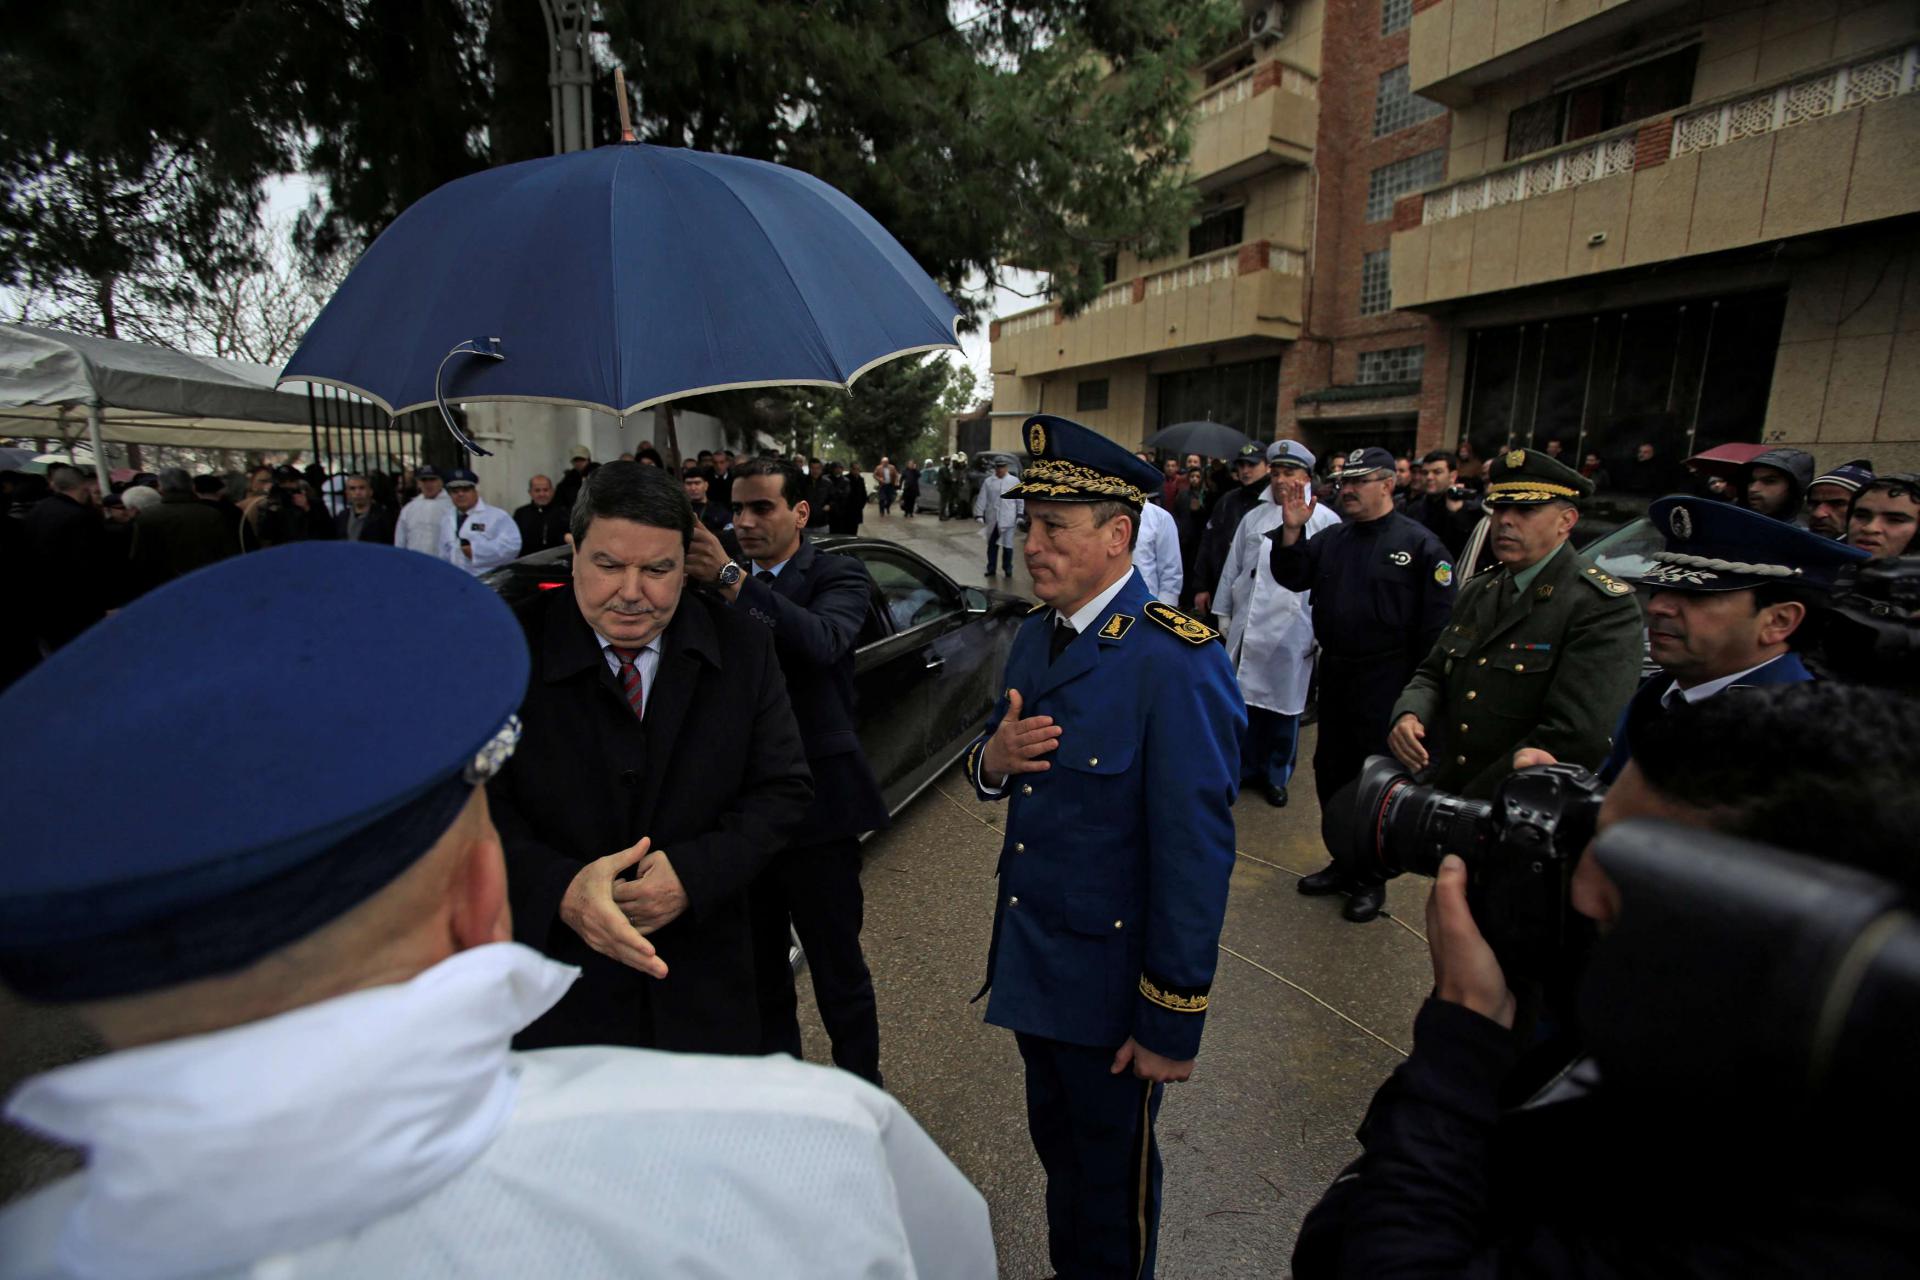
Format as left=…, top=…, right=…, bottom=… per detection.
left=1484, top=447, right=1595, bottom=506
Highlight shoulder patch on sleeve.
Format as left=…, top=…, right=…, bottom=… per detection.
left=1578, top=564, right=1634, bottom=597
left=1144, top=600, right=1219, bottom=644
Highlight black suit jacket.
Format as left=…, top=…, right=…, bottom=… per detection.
left=512, top=500, right=570, bottom=554
left=493, top=586, right=814, bottom=1053
left=333, top=503, right=397, bottom=545
left=734, top=538, right=890, bottom=844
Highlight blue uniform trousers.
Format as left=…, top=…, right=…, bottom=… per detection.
left=1240, top=706, right=1301, bottom=791
left=1016, top=1031, right=1166, bottom=1279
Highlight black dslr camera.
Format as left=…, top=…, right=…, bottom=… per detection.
left=1339, top=756, right=1607, bottom=978
left=1813, top=554, right=1920, bottom=691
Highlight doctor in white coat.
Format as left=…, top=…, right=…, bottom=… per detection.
left=437, top=467, right=523, bottom=577
left=1214, top=440, right=1340, bottom=806
left=1133, top=498, right=1185, bottom=605
left=974, top=457, right=1023, bottom=579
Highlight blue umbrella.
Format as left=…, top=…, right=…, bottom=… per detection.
left=280, top=143, right=960, bottom=454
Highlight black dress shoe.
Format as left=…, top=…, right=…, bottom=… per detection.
left=1264, top=783, right=1288, bottom=808
left=1297, top=866, right=1346, bottom=896
left=1342, top=883, right=1386, bottom=923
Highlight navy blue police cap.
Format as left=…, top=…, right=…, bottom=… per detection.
left=1004, top=415, right=1164, bottom=507
left=1633, top=495, right=1870, bottom=594
left=443, top=466, right=480, bottom=487
left=1330, top=446, right=1396, bottom=480
left=416, top=464, right=441, bottom=480
left=0, top=543, right=529, bottom=1002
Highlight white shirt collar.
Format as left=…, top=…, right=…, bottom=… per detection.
left=594, top=628, right=664, bottom=659
left=1661, top=655, right=1784, bottom=707
left=6, top=944, right=576, bottom=1280
left=1056, top=567, right=1135, bottom=635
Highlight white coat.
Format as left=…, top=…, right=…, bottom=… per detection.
left=394, top=491, right=452, bottom=556
left=1215, top=487, right=1341, bottom=714
left=0, top=944, right=995, bottom=1280
left=1132, top=500, right=1184, bottom=605
left=437, top=497, right=523, bottom=576
left=974, top=471, right=1022, bottom=536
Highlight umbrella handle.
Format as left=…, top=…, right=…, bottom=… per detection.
left=436, top=338, right=504, bottom=458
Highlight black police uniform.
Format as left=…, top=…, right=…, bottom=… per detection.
left=1269, top=448, right=1454, bottom=918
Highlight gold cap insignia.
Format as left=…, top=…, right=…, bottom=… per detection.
left=1670, top=506, right=1693, bottom=540
left=1027, top=421, right=1047, bottom=456
left=1505, top=449, right=1527, bottom=468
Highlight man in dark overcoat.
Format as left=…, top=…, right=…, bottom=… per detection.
left=491, top=462, right=813, bottom=1054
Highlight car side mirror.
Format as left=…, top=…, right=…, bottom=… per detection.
left=962, top=585, right=990, bottom=613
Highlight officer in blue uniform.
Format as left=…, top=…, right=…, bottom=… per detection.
left=1267, top=445, right=1455, bottom=922
left=1590, top=494, right=1868, bottom=782
left=964, top=415, right=1244, bottom=1280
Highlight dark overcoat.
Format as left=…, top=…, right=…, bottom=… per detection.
left=492, top=584, right=813, bottom=1054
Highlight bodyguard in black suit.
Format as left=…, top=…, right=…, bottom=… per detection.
left=687, top=457, right=891, bottom=1084
left=490, top=462, right=814, bottom=1054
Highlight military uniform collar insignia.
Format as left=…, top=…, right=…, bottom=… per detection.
left=1098, top=612, right=1135, bottom=641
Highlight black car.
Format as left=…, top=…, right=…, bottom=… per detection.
left=482, top=535, right=1031, bottom=816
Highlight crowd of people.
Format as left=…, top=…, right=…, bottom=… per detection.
left=1, top=415, right=1915, bottom=1279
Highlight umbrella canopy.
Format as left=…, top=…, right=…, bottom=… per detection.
left=1141, top=421, right=1256, bottom=460
left=280, top=143, right=961, bottom=425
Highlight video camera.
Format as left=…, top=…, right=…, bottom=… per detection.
left=1813, top=554, right=1920, bottom=691
left=1338, top=756, right=1606, bottom=979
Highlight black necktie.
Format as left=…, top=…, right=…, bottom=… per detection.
left=756, top=570, right=775, bottom=584
left=1049, top=619, right=1076, bottom=665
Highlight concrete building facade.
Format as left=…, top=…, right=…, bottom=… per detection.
left=1392, top=0, right=1920, bottom=475
left=988, top=0, right=1468, bottom=458
left=990, top=0, right=1919, bottom=480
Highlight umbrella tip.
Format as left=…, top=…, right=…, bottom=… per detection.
left=614, top=66, right=637, bottom=143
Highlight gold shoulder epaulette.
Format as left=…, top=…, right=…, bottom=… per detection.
left=1144, top=600, right=1219, bottom=644
left=1579, top=564, right=1633, bottom=597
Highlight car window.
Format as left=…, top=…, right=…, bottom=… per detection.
left=858, top=549, right=963, bottom=632
left=1586, top=516, right=1662, bottom=580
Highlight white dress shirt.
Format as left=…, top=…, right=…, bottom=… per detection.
left=0, top=944, right=995, bottom=1280
left=594, top=628, right=663, bottom=714
left=1132, top=500, right=1184, bottom=605
left=1660, top=656, right=1785, bottom=708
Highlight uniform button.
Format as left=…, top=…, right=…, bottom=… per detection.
left=1009, top=896, right=1019, bottom=907
left=1456, top=755, right=1467, bottom=764
left=1021, top=784, right=1033, bottom=796
left=1466, top=691, right=1478, bottom=700
left=1459, top=723, right=1469, bottom=732
left=1013, top=842, right=1025, bottom=853
left=1088, top=756, right=1099, bottom=766
left=1514, top=663, right=1526, bottom=672
left=1477, top=658, right=1488, bottom=666
left=1113, top=920, right=1123, bottom=929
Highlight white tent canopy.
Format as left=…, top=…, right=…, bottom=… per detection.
left=0, top=324, right=323, bottom=482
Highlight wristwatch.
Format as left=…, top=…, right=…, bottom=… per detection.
left=717, top=561, right=744, bottom=587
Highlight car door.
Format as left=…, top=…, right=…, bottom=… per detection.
left=850, top=546, right=972, bottom=807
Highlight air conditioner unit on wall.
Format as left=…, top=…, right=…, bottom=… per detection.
left=1249, top=2, right=1285, bottom=43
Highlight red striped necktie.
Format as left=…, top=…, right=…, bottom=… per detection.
left=609, top=646, right=646, bottom=720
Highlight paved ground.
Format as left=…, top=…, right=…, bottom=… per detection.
left=0, top=507, right=1435, bottom=1277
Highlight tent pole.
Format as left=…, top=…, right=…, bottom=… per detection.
left=86, top=402, right=109, bottom=490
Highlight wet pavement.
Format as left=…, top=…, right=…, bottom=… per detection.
left=0, top=507, right=1437, bottom=1277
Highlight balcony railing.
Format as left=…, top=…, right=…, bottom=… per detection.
left=1420, top=42, right=1920, bottom=227
left=1194, top=60, right=1319, bottom=118
left=1671, top=43, right=1919, bottom=156
left=1421, top=131, right=1636, bottom=225
left=994, top=243, right=1306, bottom=333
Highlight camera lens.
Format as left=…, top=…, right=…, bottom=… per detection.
left=1342, top=756, right=1495, bottom=882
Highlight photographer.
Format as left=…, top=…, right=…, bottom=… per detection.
left=1295, top=683, right=1920, bottom=1277
left=1409, top=449, right=1481, bottom=557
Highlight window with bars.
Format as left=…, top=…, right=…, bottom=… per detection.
left=1359, top=249, right=1393, bottom=316
left=1188, top=206, right=1245, bottom=258
left=1357, top=346, right=1426, bottom=385
left=1375, top=65, right=1447, bottom=137
left=1365, top=149, right=1447, bottom=222
left=1076, top=378, right=1110, bottom=412
left=1382, top=0, right=1412, bottom=34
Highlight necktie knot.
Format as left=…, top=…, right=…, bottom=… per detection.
left=1048, top=619, right=1077, bottom=664
left=609, top=645, right=646, bottom=720
left=609, top=645, right=643, bottom=668
left=755, top=570, right=776, bottom=584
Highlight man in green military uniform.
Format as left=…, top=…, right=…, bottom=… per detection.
left=1386, top=448, right=1643, bottom=798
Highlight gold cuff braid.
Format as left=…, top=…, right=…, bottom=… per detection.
left=1138, top=975, right=1208, bottom=1013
